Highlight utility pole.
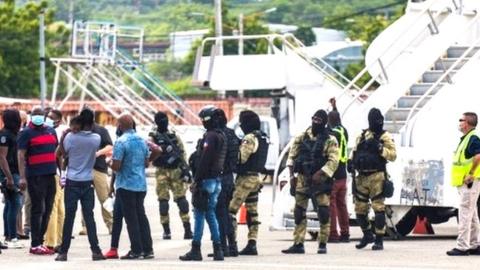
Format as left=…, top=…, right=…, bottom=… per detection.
left=239, top=13, right=244, bottom=55
left=214, top=0, right=223, bottom=55
left=39, top=9, right=47, bottom=109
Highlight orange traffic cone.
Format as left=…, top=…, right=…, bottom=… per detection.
left=413, top=216, right=434, bottom=234
left=238, top=204, right=247, bottom=225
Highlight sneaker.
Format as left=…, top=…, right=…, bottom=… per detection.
left=468, top=247, right=480, bottom=255
left=143, top=251, right=154, bottom=259
left=339, top=234, right=350, bottom=243
left=104, top=248, right=119, bottom=259
left=42, top=245, right=56, bottom=255
left=30, top=246, right=53, bottom=255
left=0, top=241, right=7, bottom=249
left=120, top=251, right=142, bottom=260
left=55, top=253, right=68, bottom=261
left=92, top=251, right=106, bottom=261
left=6, top=239, right=24, bottom=249
left=446, top=248, right=469, bottom=256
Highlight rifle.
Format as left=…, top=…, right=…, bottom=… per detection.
left=155, top=132, right=193, bottom=183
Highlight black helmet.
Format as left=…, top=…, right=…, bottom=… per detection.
left=239, top=110, right=260, bottom=134
left=199, top=105, right=220, bottom=130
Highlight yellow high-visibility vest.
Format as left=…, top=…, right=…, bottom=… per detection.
left=451, top=129, right=480, bottom=187
left=332, top=126, right=348, bottom=163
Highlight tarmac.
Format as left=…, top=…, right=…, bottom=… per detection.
left=1, top=178, right=480, bottom=270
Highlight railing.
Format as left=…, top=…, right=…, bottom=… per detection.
left=339, top=0, right=449, bottom=116
left=281, top=33, right=361, bottom=91
left=198, top=33, right=352, bottom=91
left=404, top=29, right=480, bottom=146
left=115, top=49, right=201, bottom=124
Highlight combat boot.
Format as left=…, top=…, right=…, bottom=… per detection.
left=183, top=222, right=193, bottom=240
left=213, top=243, right=224, bottom=261
left=281, top=243, right=305, bottom=254
left=229, top=241, right=239, bottom=257
left=162, top=223, right=171, bottom=240
left=372, top=235, right=384, bottom=251
left=355, top=230, right=375, bottom=249
left=239, top=240, right=258, bottom=255
left=317, top=242, right=327, bottom=254
left=179, top=241, right=202, bottom=261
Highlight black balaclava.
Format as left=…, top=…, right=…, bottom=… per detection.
left=311, top=109, right=328, bottom=136
left=239, top=110, right=260, bottom=134
left=154, top=111, right=169, bottom=133
left=217, top=109, right=227, bottom=128
left=368, top=108, right=384, bottom=134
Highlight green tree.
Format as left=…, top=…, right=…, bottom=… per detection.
left=294, top=26, right=316, bottom=46
left=0, top=0, right=70, bottom=97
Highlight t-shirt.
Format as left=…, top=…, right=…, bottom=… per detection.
left=63, top=131, right=101, bottom=181
left=92, top=124, right=113, bottom=173
left=17, top=123, right=58, bottom=178
left=465, top=134, right=480, bottom=159
left=112, top=129, right=149, bottom=192
left=0, top=129, right=19, bottom=175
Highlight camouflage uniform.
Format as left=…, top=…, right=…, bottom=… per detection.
left=352, top=130, right=396, bottom=235
left=229, top=133, right=262, bottom=241
left=151, top=132, right=191, bottom=226
left=287, top=128, right=339, bottom=245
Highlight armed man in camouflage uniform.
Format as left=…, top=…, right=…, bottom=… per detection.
left=149, top=112, right=193, bottom=240
left=229, top=110, right=269, bottom=256
left=350, top=108, right=396, bottom=251
left=282, top=109, right=339, bottom=254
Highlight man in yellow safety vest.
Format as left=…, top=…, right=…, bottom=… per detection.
left=447, top=112, right=480, bottom=256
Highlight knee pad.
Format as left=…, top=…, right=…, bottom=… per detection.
left=356, top=214, right=369, bottom=230
left=159, top=200, right=169, bottom=216
left=317, top=206, right=329, bottom=225
left=294, top=205, right=306, bottom=225
left=176, top=196, right=189, bottom=214
left=374, top=211, right=386, bottom=230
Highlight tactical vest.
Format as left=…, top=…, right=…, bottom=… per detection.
left=293, top=130, right=329, bottom=175
left=222, top=127, right=240, bottom=174
left=237, top=130, right=269, bottom=175
left=331, top=126, right=348, bottom=163
left=152, top=131, right=182, bottom=169
left=196, top=129, right=227, bottom=175
left=352, top=130, right=386, bottom=172
left=451, top=129, right=480, bottom=186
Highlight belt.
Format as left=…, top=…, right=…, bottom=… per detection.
left=66, top=179, right=94, bottom=187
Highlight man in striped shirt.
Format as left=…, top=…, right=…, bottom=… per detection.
left=17, top=107, right=58, bottom=255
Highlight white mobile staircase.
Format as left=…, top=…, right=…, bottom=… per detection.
left=50, top=21, right=201, bottom=126
left=337, top=0, right=480, bottom=142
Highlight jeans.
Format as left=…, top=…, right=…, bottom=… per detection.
left=193, top=178, right=222, bottom=243
left=117, top=188, right=153, bottom=255
left=3, top=174, right=21, bottom=239
left=217, top=173, right=234, bottom=246
left=27, top=174, right=56, bottom=247
left=60, top=180, right=101, bottom=253
left=110, top=196, right=123, bottom=249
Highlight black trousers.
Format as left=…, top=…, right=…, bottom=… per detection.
left=60, top=180, right=101, bottom=253
left=27, top=174, right=56, bottom=247
left=217, top=173, right=235, bottom=247
left=110, top=196, right=123, bottom=249
left=117, top=188, right=153, bottom=255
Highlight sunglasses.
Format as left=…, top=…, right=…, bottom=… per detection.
left=459, top=119, right=466, bottom=122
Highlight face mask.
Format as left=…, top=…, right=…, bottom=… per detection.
left=45, top=117, right=54, bottom=128
left=31, top=115, right=45, bottom=126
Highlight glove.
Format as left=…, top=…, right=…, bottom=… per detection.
left=347, top=159, right=354, bottom=173
left=377, top=142, right=383, bottom=154
left=289, top=177, right=297, bottom=197
left=312, top=170, right=326, bottom=184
